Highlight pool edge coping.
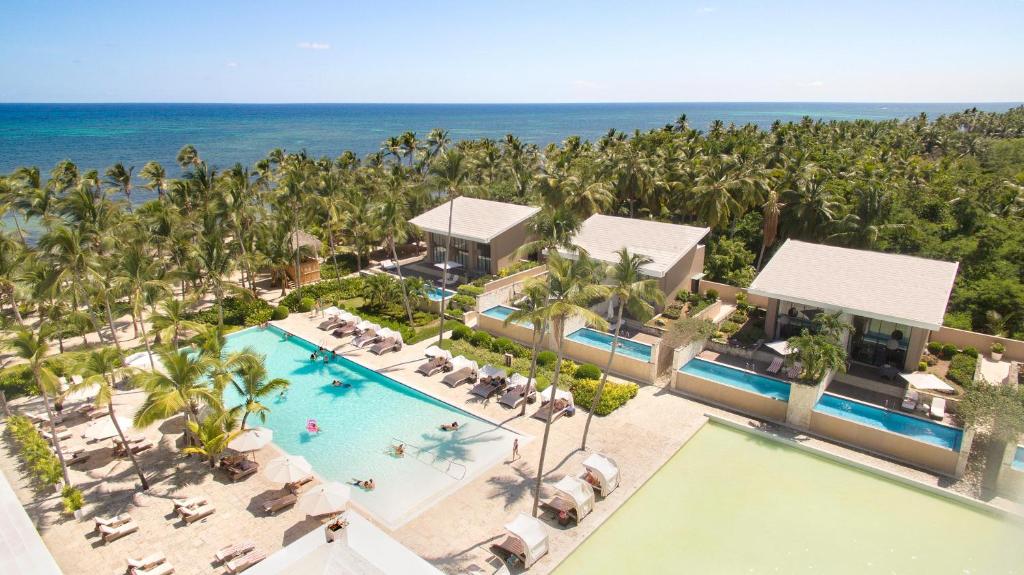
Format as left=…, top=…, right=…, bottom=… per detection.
left=678, top=357, right=792, bottom=403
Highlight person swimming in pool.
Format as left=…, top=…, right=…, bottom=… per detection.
left=332, top=379, right=342, bottom=387
left=353, top=478, right=375, bottom=490
left=441, top=421, right=460, bottom=431
left=310, top=352, right=317, bottom=361
left=392, top=444, right=405, bottom=457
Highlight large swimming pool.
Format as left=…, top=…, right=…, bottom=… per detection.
left=565, top=328, right=652, bottom=362
left=679, top=357, right=791, bottom=401
left=555, top=421, right=1024, bottom=574
left=222, top=326, right=520, bottom=528
left=814, top=393, right=963, bottom=450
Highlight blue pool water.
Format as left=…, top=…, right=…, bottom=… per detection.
left=426, top=286, right=456, bottom=302
left=481, top=305, right=521, bottom=322
left=566, top=328, right=652, bottom=362
left=221, top=326, right=520, bottom=527
left=814, top=394, right=963, bottom=451
left=679, top=358, right=791, bottom=401
left=1014, top=446, right=1024, bottom=471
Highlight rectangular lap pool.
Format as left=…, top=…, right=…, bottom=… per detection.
left=1014, top=446, right=1024, bottom=471
left=565, top=328, right=652, bottom=362
left=555, top=422, right=1024, bottom=574
left=426, top=286, right=456, bottom=301
left=679, top=357, right=791, bottom=401
left=814, top=393, right=963, bottom=450
left=222, top=326, right=520, bottom=528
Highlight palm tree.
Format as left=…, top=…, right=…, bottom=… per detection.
left=0, top=231, right=26, bottom=324
left=150, top=298, right=201, bottom=347
left=504, top=282, right=550, bottom=417
left=756, top=189, right=783, bottom=270
left=133, top=346, right=221, bottom=446
left=113, top=242, right=169, bottom=369
left=429, top=150, right=471, bottom=347
left=139, top=161, right=167, bottom=201
left=580, top=249, right=664, bottom=450
left=71, top=347, right=149, bottom=489
left=375, top=167, right=416, bottom=323
left=508, top=253, right=606, bottom=516
left=37, top=224, right=108, bottom=345
left=7, top=328, right=72, bottom=487
left=183, top=409, right=240, bottom=468
left=229, top=352, right=290, bottom=429
left=104, top=162, right=134, bottom=208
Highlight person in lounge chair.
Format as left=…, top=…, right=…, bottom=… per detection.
left=441, top=421, right=460, bottom=431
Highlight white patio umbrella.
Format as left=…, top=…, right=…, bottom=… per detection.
left=228, top=427, right=274, bottom=453
left=434, top=261, right=463, bottom=271
left=263, top=455, right=313, bottom=484
left=297, top=481, right=351, bottom=517
left=424, top=346, right=452, bottom=360
left=81, top=416, right=135, bottom=441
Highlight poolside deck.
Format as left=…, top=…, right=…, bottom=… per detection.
left=2, top=310, right=1021, bottom=575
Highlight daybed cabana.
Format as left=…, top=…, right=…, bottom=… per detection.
left=581, top=452, right=620, bottom=497
left=442, top=357, right=479, bottom=387
left=497, top=513, right=549, bottom=569
left=532, top=386, right=574, bottom=422
left=499, top=374, right=535, bottom=409
left=542, top=475, right=595, bottom=524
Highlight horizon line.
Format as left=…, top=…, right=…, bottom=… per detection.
left=1, top=100, right=1022, bottom=106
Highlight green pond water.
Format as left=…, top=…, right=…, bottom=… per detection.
left=555, top=422, right=1024, bottom=574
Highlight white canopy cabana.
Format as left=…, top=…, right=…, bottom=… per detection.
left=424, top=346, right=452, bottom=360
left=479, top=365, right=507, bottom=380
left=503, top=513, right=549, bottom=568
left=900, top=371, right=956, bottom=394
left=450, top=356, right=478, bottom=372
left=538, top=386, right=573, bottom=406
left=322, top=306, right=343, bottom=317
left=508, top=373, right=533, bottom=388
left=582, top=452, right=620, bottom=497
left=552, top=475, right=595, bottom=521
left=764, top=340, right=796, bottom=356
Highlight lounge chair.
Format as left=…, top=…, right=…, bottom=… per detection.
left=226, top=550, right=267, bottom=574
left=479, top=365, right=507, bottom=385
left=86, top=406, right=110, bottom=420
left=901, top=389, right=919, bottom=412
left=286, top=475, right=314, bottom=494
left=352, top=329, right=381, bottom=349
left=113, top=439, right=153, bottom=457
left=442, top=358, right=478, bottom=388
left=499, top=375, right=535, bottom=409
left=100, top=519, right=139, bottom=543
left=533, top=398, right=572, bottom=422
left=216, top=541, right=256, bottom=563
left=134, top=563, right=174, bottom=575
left=224, top=459, right=258, bottom=481
left=127, top=551, right=167, bottom=571
left=929, top=397, right=946, bottom=420
left=66, top=451, right=91, bottom=465
left=332, top=319, right=362, bottom=337
left=785, top=362, right=803, bottom=379
left=41, top=429, right=72, bottom=442
left=180, top=504, right=216, bottom=524
left=495, top=513, right=548, bottom=569
left=471, top=378, right=506, bottom=399
left=263, top=493, right=297, bottom=515
left=172, top=496, right=208, bottom=512
left=766, top=357, right=783, bottom=374
left=370, top=328, right=403, bottom=355
left=416, top=356, right=447, bottom=376
left=94, top=513, right=132, bottom=532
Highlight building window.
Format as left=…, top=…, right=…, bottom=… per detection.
left=850, top=317, right=910, bottom=367
left=432, top=245, right=446, bottom=262
left=775, top=302, right=821, bottom=339
left=476, top=242, right=491, bottom=273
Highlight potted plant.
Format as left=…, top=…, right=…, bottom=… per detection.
left=991, top=342, right=1005, bottom=361
left=325, top=514, right=350, bottom=543
left=62, top=486, right=84, bottom=520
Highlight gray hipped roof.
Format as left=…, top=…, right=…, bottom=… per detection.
left=562, top=214, right=710, bottom=278
left=408, top=197, right=540, bottom=243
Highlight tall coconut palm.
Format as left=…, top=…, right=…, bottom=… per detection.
left=756, top=189, right=783, bottom=270
left=229, top=352, right=290, bottom=429
left=71, top=347, right=149, bottom=489
left=133, top=346, right=220, bottom=446
left=504, top=282, right=550, bottom=417
left=428, top=150, right=470, bottom=347
left=139, top=161, right=167, bottom=201
left=375, top=167, right=416, bottom=324
left=104, top=162, right=134, bottom=209
left=114, top=242, right=170, bottom=369
left=183, top=408, right=241, bottom=468
left=0, top=231, right=26, bottom=324
left=507, top=253, right=606, bottom=516
left=150, top=297, right=201, bottom=347
left=7, top=328, right=72, bottom=487
left=37, top=224, right=108, bottom=345
left=580, top=249, right=664, bottom=450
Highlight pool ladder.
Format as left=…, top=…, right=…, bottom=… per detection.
left=391, top=437, right=467, bottom=480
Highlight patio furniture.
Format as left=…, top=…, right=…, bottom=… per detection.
left=113, top=439, right=153, bottom=457
left=352, top=325, right=382, bottom=348
left=442, top=357, right=479, bottom=387
left=463, top=549, right=512, bottom=575
left=532, top=387, right=574, bottom=422
left=224, top=459, right=259, bottom=482
left=580, top=452, right=620, bottom=497
left=134, top=562, right=174, bottom=575
left=332, top=317, right=363, bottom=337
left=495, top=513, right=549, bottom=569
left=216, top=541, right=256, bottom=564
left=785, top=362, right=802, bottom=379
left=479, top=365, right=507, bottom=385
left=180, top=504, right=216, bottom=524
left=94, top=513, right=132, bottom=533
left=541, top=476, right=595, bottom=524
left=263, top=493, right=297, bottom=515
left=225, top=550, right=266, bottom=574
left=766, top=357, right=783, bottom=374
left=100, top=519, right=139, bottom=543
left=900, top=390, right=919, bottom=412
left=369, top=328, right=403, bottom=355
left=66, top=451, right=91, bottom=465
left=126, top=551, right=167, bottom=571
left=929, top=397, right=946, bottom=420
left=416, top=355, right=448, bottom=376
left=286, top=475, right=314, bottom=494
left=499, top=374, right=536, bottom=409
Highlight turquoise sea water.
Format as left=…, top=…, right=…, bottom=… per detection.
left=814, top=393, right=962, bottom=450
left=1, top=102, right=1019, bottom=201
left=679, top=357, right=791, bottom=401
left=565, top=327, right=652, bottom=362
left=221, top=326, right=520, bottom=528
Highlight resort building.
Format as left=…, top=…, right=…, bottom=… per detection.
left=561, top=214, right=710, bottom=303
left=287, top=230, right=322, bottom=286
left=749, top=240, right=959, bottom=376
left=409, top=197, right=540, bottom=277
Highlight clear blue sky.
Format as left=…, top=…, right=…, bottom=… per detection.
left=1, top=0, right=1021, bottom=103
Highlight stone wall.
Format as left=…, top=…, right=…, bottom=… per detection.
left=672, top=370, right=788, bottom=422
left=996, top=442, right=1024, bottom=501
left=933, top=326, right=1024, bottom=362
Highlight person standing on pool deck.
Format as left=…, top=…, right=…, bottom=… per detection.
left=512, top=438, right=520, bottom=462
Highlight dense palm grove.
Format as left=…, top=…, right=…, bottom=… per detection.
left=1, top=106, right=1023, bottom=347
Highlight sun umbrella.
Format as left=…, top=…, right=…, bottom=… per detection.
left=263, top=455, right=313, bottom=484
left=434, top=261, right=463, bottom=271
left=81, top=415, right=135, bottom=441
left=297, top=481, right=351, bottom=517
left=228, top=427, right=273, bottom=453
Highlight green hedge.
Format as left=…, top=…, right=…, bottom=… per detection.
left=574, top=363, right=602, bottom=380
left=498, top=260, right=539, bottom=277
left=298, top=297, right=316, bottom=312
left=537, top=350, right=557, bottom=367
left=186, top=297, right=275, bottom=326
left=280, top=277, right=366, bottom=309
left=569, top=378, right=639, bottom=416
left=0, top=365, right=36, bottom=399
left=407, top=320, right=463, bottom=344
left=5, top=416, right=63, bottom=487
left=946, top=353, right=978, bottom=387
left=456, top=284, right=484, bottom=297
left=272, top=305, right=290, bottom=321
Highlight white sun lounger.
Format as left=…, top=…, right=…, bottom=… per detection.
left=901, top=389, right=919, bottom=412
left=929, top=397, right=946, bottom=420
left=226, top=549, right=266, bottom=574
left=499, top=375, right=536, bottom=409
left=127, top=551, right=167, bottom=571
left=532, top=387, right=574, bottom=422
left=766, top=357, right=783, bottom=374
left=216, top=541, right=256, bottom=563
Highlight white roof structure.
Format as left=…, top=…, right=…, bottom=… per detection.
left=539, top=386, right=573, bottom=405
left=552, top=475, right=595, bottom=521
left=562, top=214, right=710, bottom=278
left=582, top=453, right=620, bottom=496
left=450, top=356, right=478, bottom=372
left=504, top=513, right=549, bottom=568
left=0, top=472, right=61, bottom=575
left=749, top=240, right=959, bottom=330
left=900, top=372, right=956, bottom=394
left=409, top=197, right=541, bottom=244
left=479, top=365, right=507, bottom=379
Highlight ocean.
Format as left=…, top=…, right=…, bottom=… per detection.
left=0, top=102, right=1018, bottom=202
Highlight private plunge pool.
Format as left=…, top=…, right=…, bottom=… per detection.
left=565, top=328, right=653, bottom=362
left=679, top=357, right=791, bottom=401
left=1014, top=446, right=1024, bottom=471
left=480, top=305, right=531, bottom=327
left=814, top=393, right=963, bottom=451
left=426, top=286, right=457, bottom=302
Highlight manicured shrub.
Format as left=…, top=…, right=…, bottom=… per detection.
left=704, top=289, right=719, bottom=301
left=961, top=346, right=979, bottom=358
left=569, top=378, right=639, bottom=416
left=560, top=360, right=578, bottom=377
left=5, top=415, right=63, bottom=488
left=946, top=353, right=978, bottom=387
left=490, top=337, right=517, bottom=355
left=720, top=320, right=741, bottom=335
left=470, top=331, right=493, bottom=349
left=62, top=486, right=83, bottom=514
left=0, top=365, right=36, bottom=399
left=940, top=343, right=959, bottom=360
left=450, top=324, right=472, bottom=340
left=508, top=342, right=530, bottom=358
left=272, top=305, right=290, bottom=321
left=498, top=260, right=539, bottom=277
left=662, top=303, right=684, bottom=320
left=574, top=363, right=602, bottom=380
left=918, top=361, right=928, bottom=372
left=298, top=297, right=316, bottom=313
left=456, top=284, right=484, bottom=297
left=537, top=351, right=557, bottom=367
left=535, top=374, right=551, bottom=392
left=451, top=294, right=476, bottom=310
left=927, top=341, right=943, bottom=355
